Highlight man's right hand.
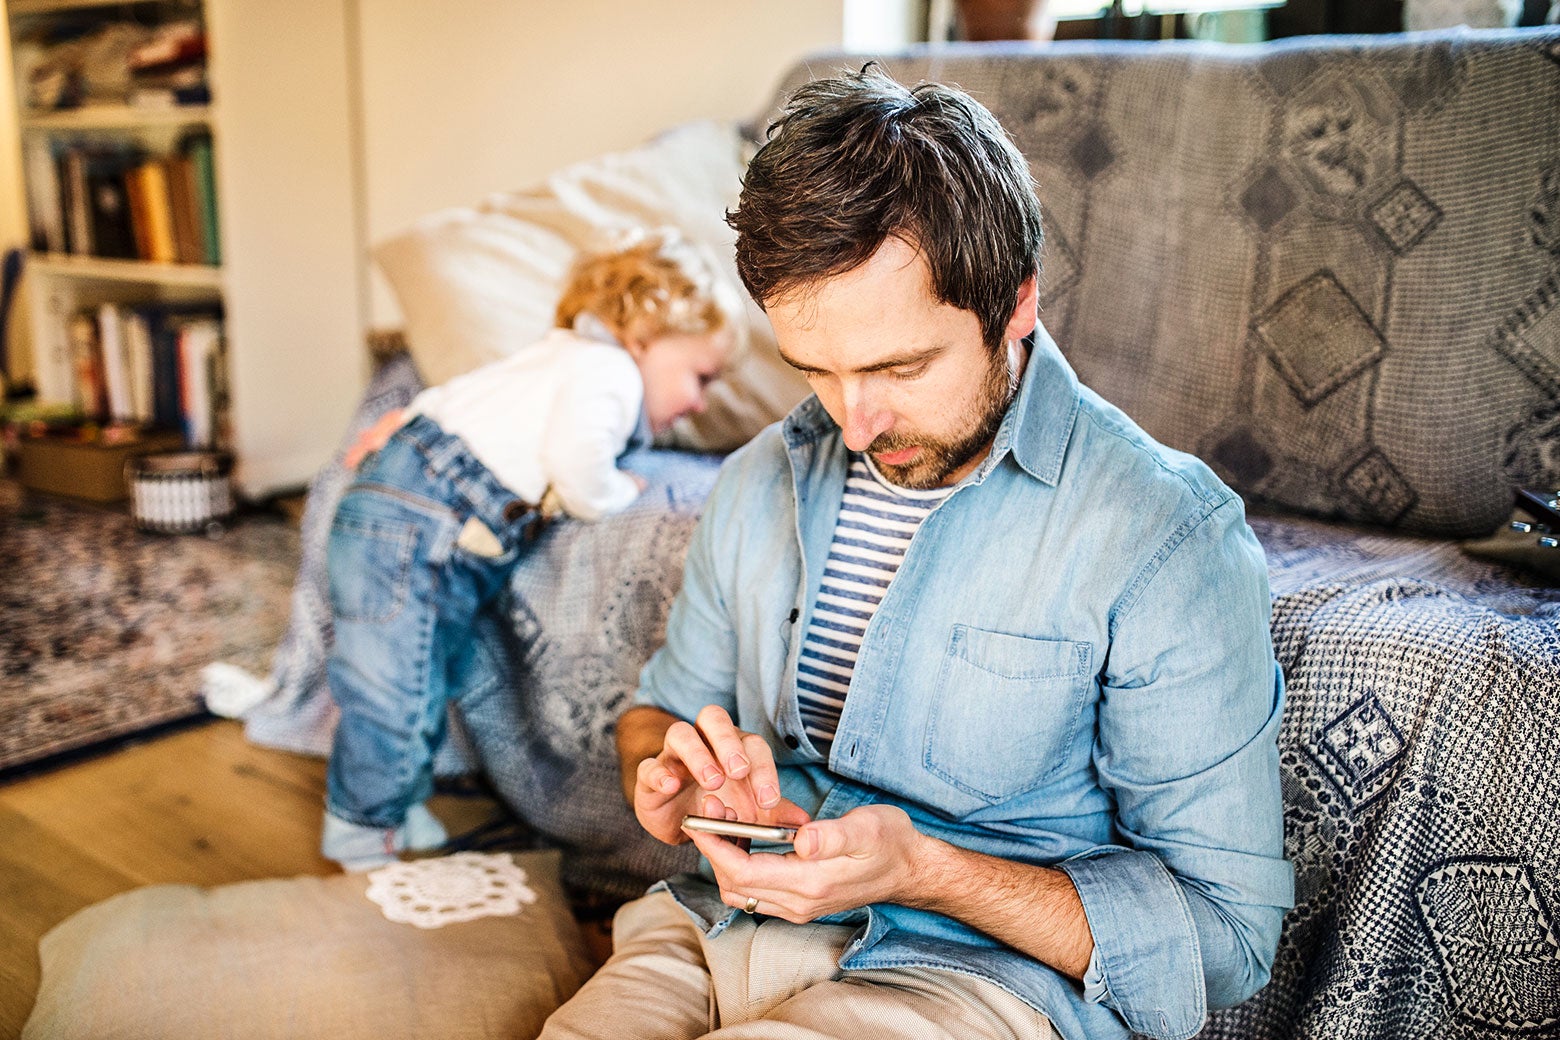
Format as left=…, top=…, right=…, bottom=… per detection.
left=618, top=704, right=810, bottom=846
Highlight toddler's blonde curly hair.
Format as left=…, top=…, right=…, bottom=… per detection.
left=554, top=228, right=742, bottom=349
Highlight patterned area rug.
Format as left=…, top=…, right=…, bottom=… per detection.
left=0, top=479, right=299, bottom=779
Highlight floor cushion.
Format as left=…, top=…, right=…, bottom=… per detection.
left=23, top=851, right=594, bottom=1040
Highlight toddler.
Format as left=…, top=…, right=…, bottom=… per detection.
left=322, top=229, right=738, bottom=870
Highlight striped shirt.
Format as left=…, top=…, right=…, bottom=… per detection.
left=795, top=455, right=955, bottom=750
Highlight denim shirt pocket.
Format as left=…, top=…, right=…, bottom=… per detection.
left=924, top=627, right=1092, bottom=805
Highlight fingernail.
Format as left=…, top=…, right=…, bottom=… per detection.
left=701, top=767, right=723, bottom=787
left=660, top=776, right=678, bottom=792
left=757, top=783, right=779, bottom=807
left=727, top=755, right=749, bottom=775
left=807, top=829, right=820, bottom=856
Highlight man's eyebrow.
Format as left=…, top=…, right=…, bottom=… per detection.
left=777, top=344, right=947, bottom=375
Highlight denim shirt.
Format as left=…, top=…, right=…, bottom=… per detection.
left=635, top=325, right=1294, bottom=1040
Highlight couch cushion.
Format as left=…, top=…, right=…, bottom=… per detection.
left=372, top=119, right=809, bottom=453
left=779, top=29, right=1560, bottom=536
left=22, top=851, right=594, bottom=1040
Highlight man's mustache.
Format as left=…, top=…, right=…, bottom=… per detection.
left=866, top=432, right=919, bottom=455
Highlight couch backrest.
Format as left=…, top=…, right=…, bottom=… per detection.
left=764, top=29, right=1560, bottom=537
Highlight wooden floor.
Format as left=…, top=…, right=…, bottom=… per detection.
left=0, top=720, right=502, bottom=1038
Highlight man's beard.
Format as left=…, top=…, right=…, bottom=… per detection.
left=868, top=347, right=1020, bottom=490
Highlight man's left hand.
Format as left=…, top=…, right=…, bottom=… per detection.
left=686, top=804, right=926, bottom=923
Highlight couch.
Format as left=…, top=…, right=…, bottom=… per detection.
left=243, top=27, right=1560, bottom=1039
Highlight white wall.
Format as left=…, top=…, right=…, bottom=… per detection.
left=357, top=0, right=845, bottom=325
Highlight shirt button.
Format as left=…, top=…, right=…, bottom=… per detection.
left=783, top=735, right=800, bottom=750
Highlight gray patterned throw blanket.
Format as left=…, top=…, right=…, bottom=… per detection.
left=1225, top=516, right=1560, bottom=1037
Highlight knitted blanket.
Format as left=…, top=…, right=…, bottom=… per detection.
left=1210, top=516, right=1560, bottom=1038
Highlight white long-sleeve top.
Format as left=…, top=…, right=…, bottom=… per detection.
left=405, top=328, right=644, bottom=521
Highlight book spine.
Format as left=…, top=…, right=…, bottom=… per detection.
left=187, top=136, right=220, bottom=265
left=178, top=319, right=219, bottom=447
left=149, top=310, right=181, bottom=428
left=68, top=312, right=105, bottom=419
left=63, top=150, right=93, bottom=256
left=87, top=151, right=139, bottom=261
left=125, top=310, right=155, bottom=423
left=98, top=303, right=133, bottom=422
left=137, top=160, right=177, bottom=264
left=33, top=284, right=78, bottom=406
left=125, top=166, right=153, bottom=261
left=24, top=138, right=66, bottom=253
left=165, top=156, right=201, bottom=265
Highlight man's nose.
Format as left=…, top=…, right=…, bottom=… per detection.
left=838, top=382, right=892, bottom=452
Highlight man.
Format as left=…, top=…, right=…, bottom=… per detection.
left=540, top=66, right=1292, bottom=1040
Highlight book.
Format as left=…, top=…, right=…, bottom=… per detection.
left=165, top=155, right=202, bottom=264
left=23, top=137, right=66, bottom=253
left=176, top=318, right=221, bottom=447
left=67, top=312, right=106, bottom=419
left=124, top=309, right=155, bottom=422
left=60, top=150, right=93, bottom=256
left=125, top=164, right=153, bottom=260
left=97, top=303, right=134, bottom=422
left=33, top=285, right=79, bottom=407
left=86, top=151, right=139, bottom=260
left=185, top=135, right=220, bottom=265
left=147, top=307, right=183, bottom=428
left=130, top=161, right=177, bottom=263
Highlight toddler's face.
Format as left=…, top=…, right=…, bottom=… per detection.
left=629, top=329, right=732, bottom=435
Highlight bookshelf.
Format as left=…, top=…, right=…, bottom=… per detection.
left=5, top=0, right=365, bottom=498
left=28, top=251, right=221, bottom=287
left=21, top=102, right=213, bottom=130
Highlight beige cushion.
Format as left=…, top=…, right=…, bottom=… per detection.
left=23, top=851, right=595, bottom=1040
left=373, top=119, right=809, bottom=453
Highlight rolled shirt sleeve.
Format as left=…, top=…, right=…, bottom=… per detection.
left=1060, top=494, right=1294, bottom=1039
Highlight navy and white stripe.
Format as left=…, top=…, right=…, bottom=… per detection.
left=795, top=456, right=953, bottom=749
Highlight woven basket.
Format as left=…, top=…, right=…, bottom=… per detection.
left=126, top=451, right=235, bottom=535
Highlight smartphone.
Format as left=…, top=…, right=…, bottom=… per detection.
left=681, top=815, right=798, bottom=844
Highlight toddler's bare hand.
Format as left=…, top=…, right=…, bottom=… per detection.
left=345, top=409, right=406, bottom=470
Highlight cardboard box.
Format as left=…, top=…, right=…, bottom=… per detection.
left=16, top=430, right=187, bottom=503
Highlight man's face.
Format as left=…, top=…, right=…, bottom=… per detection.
left=767, top=237, right=1036, bottom=489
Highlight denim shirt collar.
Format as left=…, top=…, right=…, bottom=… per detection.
left=779, top=321, right=1082, bottom=488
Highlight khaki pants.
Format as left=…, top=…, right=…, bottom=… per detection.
left=539, top=890, right=1059, bottom=1040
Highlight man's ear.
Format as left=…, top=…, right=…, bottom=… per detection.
left=1003, top=276, right=1039, bottom=342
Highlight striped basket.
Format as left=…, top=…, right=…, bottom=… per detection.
left=126, top=451, right=235, bottom=535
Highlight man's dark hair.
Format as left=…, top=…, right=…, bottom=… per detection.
left=729, top=64, right=1043, bottom=352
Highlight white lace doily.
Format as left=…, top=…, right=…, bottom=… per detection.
left=364, top=852, right=538, bottom=929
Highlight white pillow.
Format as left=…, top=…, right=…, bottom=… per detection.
left=373, top=120, right=809, bottom=452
